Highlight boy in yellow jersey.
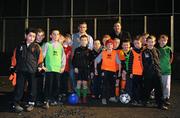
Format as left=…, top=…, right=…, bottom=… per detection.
left=95, top=39, right=121, bottom=105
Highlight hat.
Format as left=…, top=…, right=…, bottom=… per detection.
left=105, top=39, right=114, bottom=47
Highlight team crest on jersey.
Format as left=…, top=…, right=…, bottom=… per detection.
left=20, top=46, right=23, bottom=51
left=144, top=53, right=150, bottom=58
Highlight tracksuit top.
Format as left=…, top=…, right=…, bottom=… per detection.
left=158, top=45, right=172, bottom=75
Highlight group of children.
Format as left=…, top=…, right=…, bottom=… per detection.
left=10, top=26, right=173, bottom=112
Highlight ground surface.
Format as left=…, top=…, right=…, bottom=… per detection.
left=0, top=76, right=180, bottom=118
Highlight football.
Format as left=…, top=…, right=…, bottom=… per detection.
left=119, top=93, right=131, bottom=104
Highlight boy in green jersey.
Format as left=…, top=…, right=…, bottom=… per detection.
left=42, top=28, right=66, bottom=109
left=158, top=34, right=173, bottom=106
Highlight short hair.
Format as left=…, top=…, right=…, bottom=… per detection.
left=122, top=39, right=131, bottom=44
left=103, top=34, right=111, bottom=39
left=159, top=34, right=168, bottom=40
left=36, top=28, right=45, bottom=34
left=114, top=21, right=121, bottom=26
left=146, top=35, right=156, bottom=41
left=25, top=28, right=36, bottom=35
left=133, top=35, right=142, bottom=42
left=80, top=34, right=88, bottom=40
left=142, top=33, right=149, bottom=38
left=50, top=28, right=60, bottom=34
left=79, top=21, right=87, bottom=26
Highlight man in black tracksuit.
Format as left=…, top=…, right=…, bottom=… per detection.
left=11, top=28, right=43, bottom=112
left=142, top=35, right=168, bottom=110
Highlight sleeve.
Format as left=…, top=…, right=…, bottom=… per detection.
left=116, top=53, right=121, bottom=64
left=38, top=47, right=44, bottom=67
left=88, top=36, right=94, bottom=50
left=170, top=48, right=173, bottom=64
left=128, top=51, right=133, bottom=74
left=11, top=48, right=17, bottom=67
left=61, top=47, right=66, bottom=69
left=94, top=52, right=102, bottom=64
left=42, top=42, right=48, bottom=58
left=72, top=49, right=78, bottom=68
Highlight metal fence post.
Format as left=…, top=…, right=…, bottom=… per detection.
left=47, top=18, right=50, bottom=41
left=2, top=19, right=6, bottom=52
left=144, top=16, right=147, bottom=33
left=94, top=17, right=97, bottom=39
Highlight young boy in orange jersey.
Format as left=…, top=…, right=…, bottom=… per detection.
left=95, top=39, right=121, bottom=104
left=128, top=36, right=143, bottom=105
left=114, top=38, right=126, bottom=97
left=120, top=40, right=131, bottom=95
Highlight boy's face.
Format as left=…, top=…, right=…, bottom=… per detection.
left=36, top=32, right=45, bottom=43
left=102, top=38, right=108, bottom=46
left=106, top=43, right=114, bottom=50
left=122, top=42, right=130, bottom=52
left=113, top=23, right=121, bottom=33
left=147, top=39, right=156, bottom=49
left=50, top=30, right=60, bottom=41
left=142, top=36, right=147, bottom=45
left=114, top=39, right=120, bottom=49
left=80, top=37, right=88, bottom=47
left=26, top=32, right=36, bottom=44
left=159, top=37, right=168, bottom=47
left=79, top=24, right=87, bottom=34
left=134, top=40, right=142, bottom=49
left=93, top=40, right=101, bottom=50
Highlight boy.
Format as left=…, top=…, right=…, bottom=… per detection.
left=157, top=34, right=173, bottom=105
left=42, top=28, right=66, bottom=109
left=60, top=34, right=73, bottom=100
left=72, top=35, right=92, bottom=104
left=95, top=39, right=121, bottom=105
left=11, top=28, right=43, bottom=112
left=128, top=36, right=143, bottom=105
left=35, top=28, right=46, bottom=106
left=142, top=35, right=168, bottom=110
left=90, top=39, right=103, bottom=99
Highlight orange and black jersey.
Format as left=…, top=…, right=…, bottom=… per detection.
left=128, top=47, right=143, bottom=75
left=11, top=41, right=43, bottom=73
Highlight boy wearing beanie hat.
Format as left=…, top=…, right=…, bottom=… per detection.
left=95, top=39, right=121, bottom=105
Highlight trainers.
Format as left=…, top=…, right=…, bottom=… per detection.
left=109, top=97, right=118, bottom=103
left=43, top=102, right=49, bottom=109
left=158, top=105, right=168, bottom=110
left=26, top=105, right=34, bottom=112
left=13, top=104, right=24, bottom=112
left=164, top=98, right=170, bottom=106
left=50, top=101, right=58, bottom=106
left=102, top=98, right=107, bottom=105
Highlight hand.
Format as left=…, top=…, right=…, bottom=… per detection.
left=74, top=68, right=79, bottom=73
left=9, top=66, right=15, bottom=75
left=130, top=74, right=133, bottom=79
left=90, top=72, right=94, bottom=79
left=38, top=67, right=47, bottom=73
left=118, top=71, right=121, bottom=78
left=95, top=69, right=98, bottom=76
left=60, top=67, right=65, bottom=73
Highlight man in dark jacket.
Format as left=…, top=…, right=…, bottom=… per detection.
left=110, top=21, right=131, bottom=49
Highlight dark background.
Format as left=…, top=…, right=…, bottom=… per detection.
left=0, top=0, right=179, bottom=76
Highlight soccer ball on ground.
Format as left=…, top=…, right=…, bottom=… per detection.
left=119, top=93, right=131, bottom=104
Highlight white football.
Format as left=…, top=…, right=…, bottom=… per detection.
left=119, top=93, right=131, bottom=104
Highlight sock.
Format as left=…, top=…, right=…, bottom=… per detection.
left=121, top=80, right=126, bottom=90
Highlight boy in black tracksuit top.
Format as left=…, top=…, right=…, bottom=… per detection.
left=72, top=35, right=92, bottom=104
left=11, top=28, right=43, bottom=112
left=89, top=39, right=102, bottom=99
left=142, top=35, right=168, bottom=110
